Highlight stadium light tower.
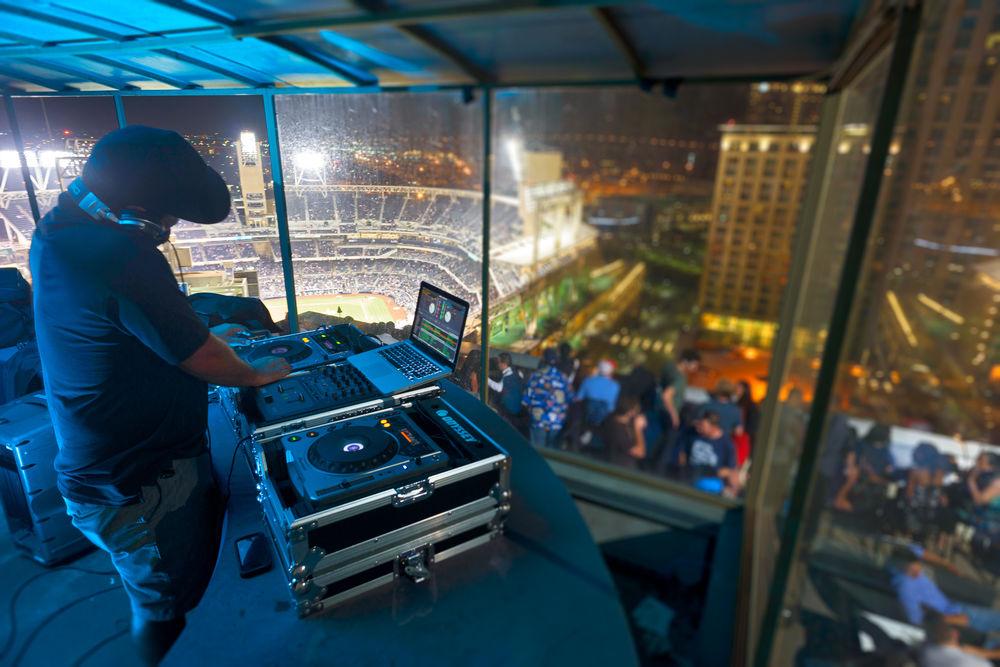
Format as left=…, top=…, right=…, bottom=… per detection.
left=236, top=131, right=271, bottom=227
left=293, top=149, right=327, bottom=186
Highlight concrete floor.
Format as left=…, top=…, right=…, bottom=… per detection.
left=0, top=517, right=136, bottom=666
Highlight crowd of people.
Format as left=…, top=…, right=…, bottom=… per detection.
left=462, top=345, right=763, bottom=498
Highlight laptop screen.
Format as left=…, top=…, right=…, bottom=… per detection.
left=410, top=283, right=469, bottom=368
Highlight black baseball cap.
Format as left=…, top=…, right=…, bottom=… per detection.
left=81, top=125, right=231, bottom=224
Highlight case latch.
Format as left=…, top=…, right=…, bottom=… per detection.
left=400, top=548, right=431, bottom=583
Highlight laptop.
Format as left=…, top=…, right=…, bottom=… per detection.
left=348, top=282, right=470, bottom=395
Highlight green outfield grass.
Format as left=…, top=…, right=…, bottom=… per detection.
left=297, top=294, right=394, bottom=322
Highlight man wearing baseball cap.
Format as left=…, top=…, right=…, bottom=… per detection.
left=29, top=126, right=290, bottom=664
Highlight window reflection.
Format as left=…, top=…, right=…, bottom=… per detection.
left=766, top=1, right=1000, bottom=664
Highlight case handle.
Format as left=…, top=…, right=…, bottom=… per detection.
left=392, top=481, right=433, bottom=507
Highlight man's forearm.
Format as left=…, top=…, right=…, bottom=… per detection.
left=180, top=334, right=266, bottom=387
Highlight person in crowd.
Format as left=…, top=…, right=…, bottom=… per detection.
left=676, top=411, right=740, bottom=495
left=574, top=359, right=620, bottom=426
left=908, top=441, right=948, bottom=506
left=596, top=394, right=647, bottom=470
left=29, top=126, right=291, bottom=664
left=487, top=352, right=523, bottom=424
left=967, top=452, right=1000, bottom=511
left=919, top=617, right=1000, bottom=667
left=891, top=546, right=1000, bottom=634
left=858, top=423, right=896, bottom=484
left=651, top=348, right=701, bottom=471
left=832, top=422, right=895, bottom=513
left=457, top=348, right=482, bottom=395
left=734, top=379, right=760, bottom=440
left=522, top=347, right=573, bottom=449
left=698, top=378, right=743, bottom=435
left=557, top=341, right=579, bottom=386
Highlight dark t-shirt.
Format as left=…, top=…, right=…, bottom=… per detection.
left=598, top=417, right=637, bottom=468
left=30, top=195, right=211, bottom=506
left=678, top=427, right=736, bottom=475
left=660, top=361, right=686, bottom=414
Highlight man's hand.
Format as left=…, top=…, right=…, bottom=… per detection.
left=251, top=356, right=292, bottom=386
left=209, top=323, right=251, bottom=344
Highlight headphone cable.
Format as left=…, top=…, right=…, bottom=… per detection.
left=167, top=240, right=186, bottom=286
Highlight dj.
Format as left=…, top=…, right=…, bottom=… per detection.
left=29, top=126, right=291, bottom=664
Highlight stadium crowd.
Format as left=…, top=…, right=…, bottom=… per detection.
left=460, top=346, right=763, bottom=498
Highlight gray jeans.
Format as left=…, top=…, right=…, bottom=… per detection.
left=63, top=453, right=222, bottom=622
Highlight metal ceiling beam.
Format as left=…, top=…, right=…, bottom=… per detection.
left=350, top=0, right=494, bottom=84
left=152, top=0, right=376, bottom=86
left=0, top=65, right=75, bottom=92
left=80, top=55, right=201, bottom=90
left=233, top=0, right=642, bottom=36
left=0, top=2, right=128, bottom=42
left=259, top=35, right=377, bottom=86
left=21, top=58, right=135, bottom=91
left=590, top=6, right=645, bottom=80
left=153, top=49, right=269, bottom=87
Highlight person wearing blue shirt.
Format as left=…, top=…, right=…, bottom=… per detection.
left=892, top=546, right=1000, bottom=635
left=31, top=127, right=291, bottom=665
left=677, top=411, right=740, bottom=495
left=522, top=348, right=572, bottom=449
left=696, top=378, right=743, bottom=435
left=574, top=360, right=620, bottom=426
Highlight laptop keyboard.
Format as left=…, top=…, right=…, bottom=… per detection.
left=377, top=345, right=440, bottom=381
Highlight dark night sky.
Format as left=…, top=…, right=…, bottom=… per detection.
left=124, top=96, right=268, bottom=139
left=5, top=95, right=268, bottom=145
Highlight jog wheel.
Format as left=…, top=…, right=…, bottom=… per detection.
left=248, top=338, right=313, bottom=364
left=307, top=426, right=400, bottom=474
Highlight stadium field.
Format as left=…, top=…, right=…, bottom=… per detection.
left=263, top=293, right=408, bottom=325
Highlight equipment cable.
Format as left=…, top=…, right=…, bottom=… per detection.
left=10, top=585, right=122, bottom=667
left=71, top=628, right=129, bottom=667
left=225, top=434, right=254, bottom=508
left=0, top=562, right=118, bottom=663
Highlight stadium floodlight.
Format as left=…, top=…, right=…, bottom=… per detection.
left=37, top=150, right=73, bottom=169
left=0, top=150, right=20, bottom=170
left=239, top=131, right=258, bottom=158
left=294, top=150, right=325, bottom=172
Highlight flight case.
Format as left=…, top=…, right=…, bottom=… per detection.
left=240, top=385, right=511, bottom=616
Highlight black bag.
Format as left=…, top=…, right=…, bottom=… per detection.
left=0, top=268, right=33, bottom=348
left=187, top=293, right=282, bottom=334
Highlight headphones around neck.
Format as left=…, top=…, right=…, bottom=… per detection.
left=67, top=177, right=170, bottom=244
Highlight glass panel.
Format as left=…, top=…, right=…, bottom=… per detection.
left=122, top=95, right=289, bottom=322
left=486, top=84, right=830, bottom=495
left=764, top=1, right=1000, bottom=663
left=272, top=92, right=484, bottom=363
left=0, top=97, right=118, bottom=281
left=743, top=48, right=896, bottom=657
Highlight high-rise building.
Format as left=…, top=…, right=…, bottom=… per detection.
left=697, top=125, right=816, bottom=347
left=746, top=81, right=826, bottom=125
left=236, top=131, right=273, bottom=227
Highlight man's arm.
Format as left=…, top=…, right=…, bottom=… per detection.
left=180, top=334, right=290, bottom=387
left=487, top=376, right=503, bottom=393
left=661, top=386, right=679, bottom=427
